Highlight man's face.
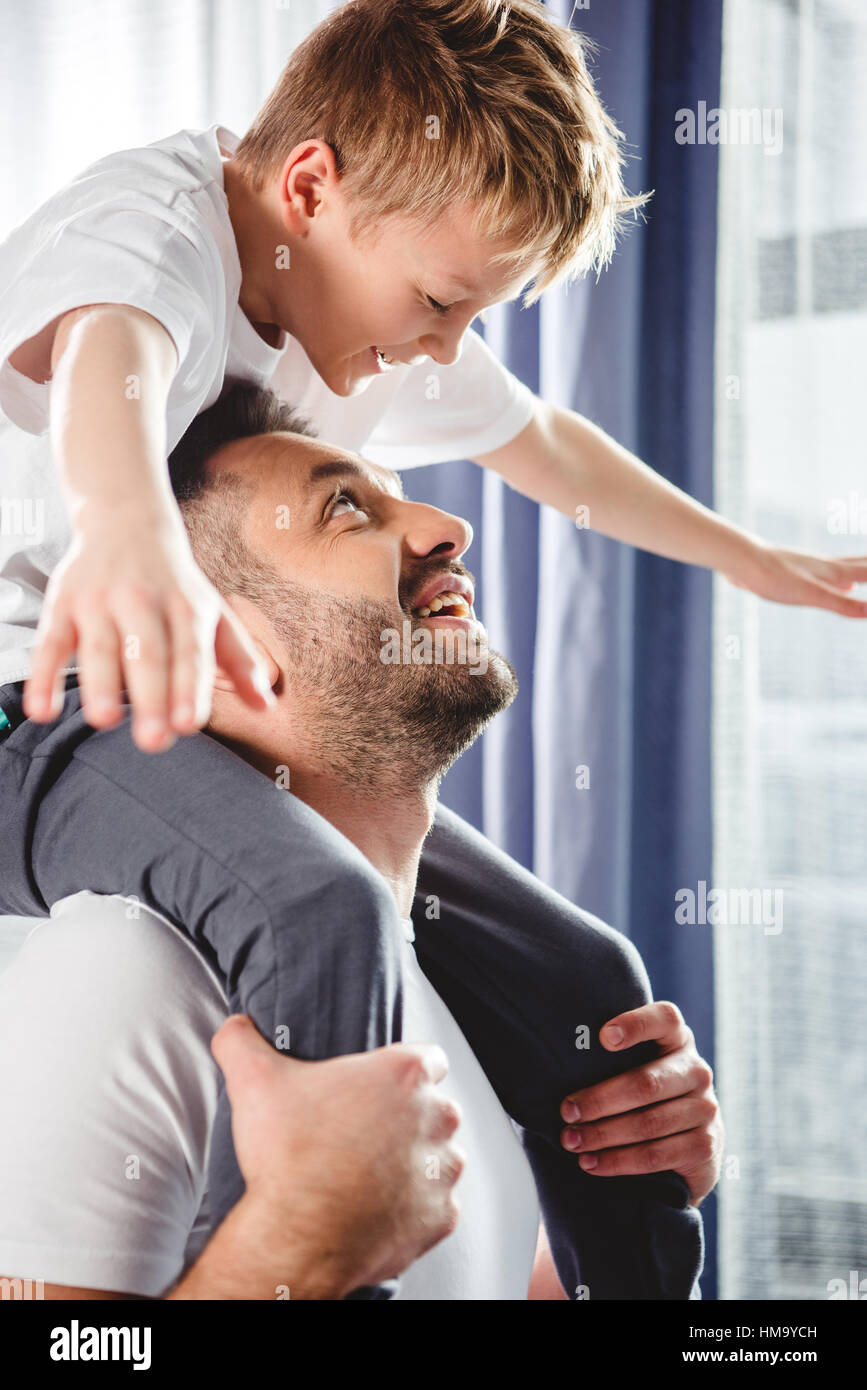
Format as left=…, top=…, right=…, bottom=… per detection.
left=274, top=190, right=533, bottom=398
left=214, top=431, right=518, bottom=784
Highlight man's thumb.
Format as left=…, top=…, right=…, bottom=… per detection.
left=210, top=1014, right=276, bottom=1094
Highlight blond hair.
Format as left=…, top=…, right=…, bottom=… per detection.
left=235, top=0, right=652, bottom=301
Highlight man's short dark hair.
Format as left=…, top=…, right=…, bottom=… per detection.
left=167, top=381, right=315, bottom=600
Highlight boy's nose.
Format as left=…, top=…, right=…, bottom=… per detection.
left=417, top=326, right=467, bottom=368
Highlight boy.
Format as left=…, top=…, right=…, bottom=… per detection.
left=0, top=0, right=849, bottom=1297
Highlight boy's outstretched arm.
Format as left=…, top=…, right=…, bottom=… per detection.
left=474, top=399, right=867, bottom=618
left=20, top=304, right=274, bottom=750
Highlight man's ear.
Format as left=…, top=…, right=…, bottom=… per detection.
left=213, top=639, right=279, bottom=698
left=277, top=139, right=340, bottom=231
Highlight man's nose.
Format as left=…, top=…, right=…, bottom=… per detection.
left=403, top=503, right=473, bottom=559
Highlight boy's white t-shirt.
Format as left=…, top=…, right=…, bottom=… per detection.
left=0, top=125, right=535, bottom=684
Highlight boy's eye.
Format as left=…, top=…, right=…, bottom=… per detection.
left=330, top=488, right=369, bottom=521
left=427, top=296, right=452, bottom=316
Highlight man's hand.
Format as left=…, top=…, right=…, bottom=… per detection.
left=201, top=1016, right=465, bottom=1299
left=559, top=1002, right=723, bottom=1207
left=727, top=542, right=867, bottom=619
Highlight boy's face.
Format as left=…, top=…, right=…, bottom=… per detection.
left=273, top=172, right=534, bottom=397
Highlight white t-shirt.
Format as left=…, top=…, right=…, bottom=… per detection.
left=0, top=125, right=536, bottom=684
left=0, top=891, right=539, bottom=1300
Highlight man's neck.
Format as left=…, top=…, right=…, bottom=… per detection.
left=215, top=734, right=438, bottom=920
left=292, top=767, right=439, bottom=921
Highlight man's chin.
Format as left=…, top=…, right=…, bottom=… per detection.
left=396, top=646, right=519, bottom=774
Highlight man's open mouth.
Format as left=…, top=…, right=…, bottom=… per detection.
left=411, top=589, right=473, bottom=619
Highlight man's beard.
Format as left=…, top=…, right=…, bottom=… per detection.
left=265, top=583, right=518, bottom=794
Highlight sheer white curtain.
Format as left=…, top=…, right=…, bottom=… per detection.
left=0, top=0, right=336, bottom=239
left=0, top=0, right=336, bottom=971
left=713, top=0, right=867, bottom=1299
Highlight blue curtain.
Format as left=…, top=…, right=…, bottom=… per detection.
left=405, top=0, right=723, bottom=1297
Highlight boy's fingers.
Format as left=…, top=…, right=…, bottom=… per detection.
left=166, top=596, right=214, bottom=733
left=214, top=608, right=275, bottom=710
left=24, top=612, right=78, bottom=721
left=115, top=596, right=175, bottom=752
left=818, top=585, right=867, bottom=618
left=76, top=613, right=123, bottom=728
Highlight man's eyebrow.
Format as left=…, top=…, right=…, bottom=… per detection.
left=306, top=457, right=405, bottom=501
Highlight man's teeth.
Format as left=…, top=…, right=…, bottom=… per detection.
left=414, top=591, right=471, bottom=618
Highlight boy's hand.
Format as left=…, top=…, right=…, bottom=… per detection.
left=559, top=1001, right=723, bottom=1207
left=728, top=542, right=867, bottom=618
left=23, top=509, right=275, bottom=751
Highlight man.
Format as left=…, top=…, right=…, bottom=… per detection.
left=0, top=386, right=721, bottom=1298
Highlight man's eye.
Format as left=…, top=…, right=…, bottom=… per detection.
left=427, top=296, right=452, bottom=316
left=330, top=489, right=369, bottom=520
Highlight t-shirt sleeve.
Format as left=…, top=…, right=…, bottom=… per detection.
left=0, top=892, right=227, bottom=1297
left=0, top=188, right=227, bottom=435
left=359, top=327, right=536, bottom=469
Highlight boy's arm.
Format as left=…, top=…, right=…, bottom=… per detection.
left=22, top=303, right=273, bottom=748
left=474, top=398, right=867, bottom=617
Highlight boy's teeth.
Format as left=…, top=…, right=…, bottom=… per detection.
left=417, top=606, right=431, bottom=617
left=428, top=597, right=443, bottom=612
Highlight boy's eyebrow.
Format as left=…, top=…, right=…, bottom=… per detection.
left=306, top=457, right=405, bottom=501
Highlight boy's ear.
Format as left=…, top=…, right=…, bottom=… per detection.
left=278, top=140, right=340, bottom=230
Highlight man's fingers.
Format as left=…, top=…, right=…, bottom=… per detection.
left=214, top=608, right=275, bottom=711
left=568, top=1126, right=719, bottom=1180
left=23, top=611, right=78, bottom=721
left=384, top=1040, right=451, bottom=1088
left=561, top=1050, right=707, bottom=1125
left=562, top=1093, right=717, bottom=1155
left=597, top=1000, right=690, bottom=1054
